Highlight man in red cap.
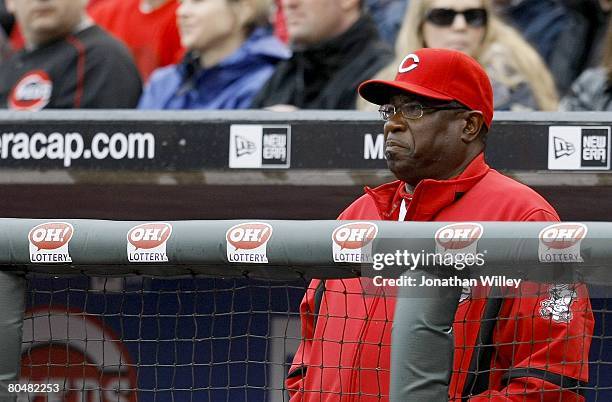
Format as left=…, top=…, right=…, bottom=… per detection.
left=286, top=48, right=593, bottom=401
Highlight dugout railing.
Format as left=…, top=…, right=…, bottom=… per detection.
left=0, top=111, right=611, bottom=221
left=0, top=219, right=611, bottom=401
left=0, top=110, right=611, bottom=400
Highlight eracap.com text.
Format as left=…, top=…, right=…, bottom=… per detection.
left=0, top=131, right=155, bottom=167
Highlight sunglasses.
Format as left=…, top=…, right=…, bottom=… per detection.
left=425, top=8, right=488, bottom=27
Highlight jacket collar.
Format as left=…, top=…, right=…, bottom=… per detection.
left=365, top=153, right=490, bottom=221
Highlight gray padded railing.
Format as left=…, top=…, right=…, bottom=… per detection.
left=1, top=219, right=610, bottom=401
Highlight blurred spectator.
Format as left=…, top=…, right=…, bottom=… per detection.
left=273, top=0, right=288, bottom=42
left=361, top=0, right=558, bottom=111
left=0, top=0, right=14, bottom=36
left=0, top=0, right=141, bottom=110
left=251, top=0, right=393, bottom=110
left=366, top=0, right=409, bottom=46
left=273, top=0, right=409, bottom=47
left=89, top=0, right=183, bottom=81
left=7, top=0, right=110, bottom=51
left=560, top=18, right=612, bottom=111
left=87, top=0, right=110, bottom=9
left=0, top=0, right=22, bottom=52
left=0, top=26, right=11, bottom=63
left=0, top=0, right=12, bottom=63
left=7, top=19, right=23, bottom=51
left=493, top=0, right=599, bottom=96
left=563, top=0, right=611, bottom=69
left=138, top=0, right=288, bottom=110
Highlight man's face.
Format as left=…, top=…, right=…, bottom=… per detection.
left=382, top=94, right=470, bottom=186
left=6, top=0, right=86, bottom=46
left=281, top=0, right=353, bottom=46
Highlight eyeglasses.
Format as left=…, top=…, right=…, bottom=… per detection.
left=378, top=102, right=466, bottom=121
left=425, top=8, right=488, bottom=27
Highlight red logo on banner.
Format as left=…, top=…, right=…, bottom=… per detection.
left=226, top=222, right=272, bottom=250
left=127, top=222, right=172, bottom=250
left=28, top=222, right=73, bottom=251
left=539, top=223, right=587, bottom=249
left=435, top=223, right=483, bottom=250
left=332, top=223, right=378, bottom=250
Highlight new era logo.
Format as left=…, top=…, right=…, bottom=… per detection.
left=229, top=125, right=291, bottom=169
left=262, top=129, right=288, bottom=165
left=581, top=130, right=608, bottom=167
left=235, top=135, right=257, bottom=157
left=548, top=126, right=610, bottom=170
left=553, top=136, right=575, bottom=158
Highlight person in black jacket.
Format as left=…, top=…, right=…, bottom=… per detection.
left=560, top=14, right=612, bottom=111
left=0, top=0, right=141, bottom=110
left=251, top=0, right=393, bottom=110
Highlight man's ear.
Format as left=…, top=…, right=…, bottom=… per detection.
left=460, top=111, right=485, bottom=143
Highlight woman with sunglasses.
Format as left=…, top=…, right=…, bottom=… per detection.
left=360, top=0, right=558, bottom=111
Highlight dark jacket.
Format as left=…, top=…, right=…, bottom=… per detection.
left=500, top=0, right=593, bottom=95
left=251, top=15, right=393, bottom=109
left=0, top=24, right=141, bottom=110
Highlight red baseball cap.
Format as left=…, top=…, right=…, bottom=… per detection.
left=358, top=48, right=494, bottom=127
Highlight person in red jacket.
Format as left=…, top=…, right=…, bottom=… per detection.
left=89, top=0, right=183, bottom=81
left=286, top=48, right=594, bottom=401
left=1, top=0, right=141, bottom=110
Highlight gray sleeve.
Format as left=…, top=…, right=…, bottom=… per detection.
left=559, top=68, right=608, bottom=111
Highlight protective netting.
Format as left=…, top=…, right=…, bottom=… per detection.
left=21, top=274, right=305, bottom=402
left=19, top=274, right=612, bottom=401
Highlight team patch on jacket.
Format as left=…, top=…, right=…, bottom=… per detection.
left=9, top=70, right=53, bottom=111
left=540, top=284, right=578, bottom=323
left=459, top=286, right=471, bottom=303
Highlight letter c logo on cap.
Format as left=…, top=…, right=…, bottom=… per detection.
left=398, top=54, right=420, bottom=73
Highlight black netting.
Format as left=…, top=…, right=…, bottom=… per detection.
left=19, top=275, right=612, bottom=401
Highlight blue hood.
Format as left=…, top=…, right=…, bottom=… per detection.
left=138, top=28, right=290, bottom=110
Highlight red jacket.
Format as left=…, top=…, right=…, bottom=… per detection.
left=89, top=0, right=183, bottom=80
left=286, top=154, right=593, bottom=401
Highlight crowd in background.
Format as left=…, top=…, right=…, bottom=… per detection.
left=0, top=0, right=610, bottom=112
